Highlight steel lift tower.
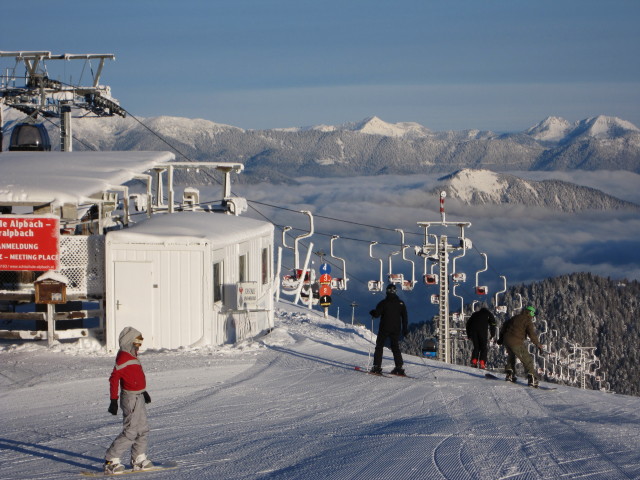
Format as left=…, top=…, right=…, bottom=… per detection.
left=0, top=50, right=125, bottom=152
left=416, top=192, right=472, bottom=364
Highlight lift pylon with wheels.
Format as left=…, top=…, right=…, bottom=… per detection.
left=416, top=192, right=474, bottom=364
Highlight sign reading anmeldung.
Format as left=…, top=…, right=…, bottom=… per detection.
left=0, top=216, right=60, bottom=271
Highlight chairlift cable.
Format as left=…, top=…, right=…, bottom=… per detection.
left=247, top=199, right=424, bottom=238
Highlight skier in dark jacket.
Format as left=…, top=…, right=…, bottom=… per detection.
left=466, top=303, right=497, bottom=369
left=369, top=284, right=409, bottom=375
left=497, top=306, right=544, bottom=387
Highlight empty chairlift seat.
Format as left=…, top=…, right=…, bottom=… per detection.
left=423, top=274, right=439, bottom=285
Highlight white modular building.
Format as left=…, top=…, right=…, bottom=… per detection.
left=105, top=212, right=275, bottom=351
left=0, top=150, right=275, bottom=349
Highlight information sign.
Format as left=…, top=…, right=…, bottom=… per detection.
left=237, top=281, right=258, bottom=310
left=0, top=216, right=60, bottom=271
left=319, top=263, right=331, bottom=275
left=319, top=295, right=332, bottom=307
left=35, top=279, right=67, bottom=304
left=319, top=284, right=332, bottom=297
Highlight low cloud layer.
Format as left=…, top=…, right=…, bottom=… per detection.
left=205, top=170, right=640, bottom=323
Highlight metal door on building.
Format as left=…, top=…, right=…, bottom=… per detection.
left=113, top=262, right=154, bottom=346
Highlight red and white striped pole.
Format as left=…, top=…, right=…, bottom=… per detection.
left=440, top=191, right=446, bottom=223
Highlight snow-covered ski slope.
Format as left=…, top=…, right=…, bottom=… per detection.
left=1, top=300, right=639, bottom=480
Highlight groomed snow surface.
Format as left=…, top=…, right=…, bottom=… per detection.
left=1, top=301, right=639, bottom=480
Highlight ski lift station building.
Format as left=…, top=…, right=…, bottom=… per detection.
left=105, top=211, right=274, bottom=351
left=0, top=150, right=275, bottom=351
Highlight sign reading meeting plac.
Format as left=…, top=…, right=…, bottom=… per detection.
left=0, top=216, right=60, bottom=271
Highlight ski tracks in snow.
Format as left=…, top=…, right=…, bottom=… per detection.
left=2, top=308, right=640, bottom=480
left=481, top=377, right=639, bottom=479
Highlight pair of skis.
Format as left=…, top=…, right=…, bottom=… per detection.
left=354, top=366, right=412, bottom=378
left=81, top=462, right=177, bottom=477
left=485, top=372, right=557, bottom=390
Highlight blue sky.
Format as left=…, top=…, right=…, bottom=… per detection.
left=2, top=0, right=639, bottom=131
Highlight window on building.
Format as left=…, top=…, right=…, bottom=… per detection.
left=261, top=247, right=269, bottom=285
left=213, top=261, right=223, bottom=303
left=238, top=254, right=247, bottom=283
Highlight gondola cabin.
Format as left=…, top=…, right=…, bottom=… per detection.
left=9, top=123, right=52, bottom=151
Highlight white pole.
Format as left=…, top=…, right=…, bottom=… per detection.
left=275, top=247, right=282, bottom=304
left=47, top=304, right=56, bottom=347
left=293, top=242, right=314, bottom=306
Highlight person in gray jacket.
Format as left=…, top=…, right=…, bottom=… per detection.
left=497, top=306, right=544, bottom=387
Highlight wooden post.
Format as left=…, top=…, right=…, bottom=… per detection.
left=34, top=272, right=68, bottom=348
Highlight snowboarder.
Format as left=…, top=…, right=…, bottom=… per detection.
left=104, top=326, right=154, bottom=474
left=369, top=284, right=409, bottom=375
left=466, top=303, right=497, bottom=369
left=497, top=306, right=544, bottom=387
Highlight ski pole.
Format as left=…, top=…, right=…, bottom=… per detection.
left=366, top=315, right=375, bottom=369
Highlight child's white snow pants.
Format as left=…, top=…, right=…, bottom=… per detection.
left=105, top=391, right=149, bottom=462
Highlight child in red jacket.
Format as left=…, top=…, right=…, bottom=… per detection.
left=104, top=326, right=153, bottom=474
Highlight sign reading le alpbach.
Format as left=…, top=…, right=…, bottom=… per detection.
left=0, top=216, right=60, bottom=271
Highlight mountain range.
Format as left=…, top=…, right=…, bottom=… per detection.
left=2, top=110, right=639, bottom=212
left=2, top=109, right=639, bottom=184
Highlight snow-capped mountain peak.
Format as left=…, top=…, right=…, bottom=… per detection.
left=526, top=116, right=572, bottom=142
left=340, top=116, right=432, bottom=138
left=435, top=168, right=639, bottom=212
left=571, top=115, right=640, bottom=140
left=437, top=168, right=506, bottom=203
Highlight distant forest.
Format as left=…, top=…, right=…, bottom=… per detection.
left=402, top=273, right=640, bottom=397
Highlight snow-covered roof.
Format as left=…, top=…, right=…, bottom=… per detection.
left=35, top=271, right=70, bottom=284
left=0, top=151, right=175, bottom=206
left=107, top=211, right=273, bottom=246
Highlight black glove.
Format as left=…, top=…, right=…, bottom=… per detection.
left=369, top=310, right=376, bottom=317
left=143, top=391, right=151, bottom=404
left=496, top=337, right=503, bottom=346
left=108, top=399, right=118, bottom=415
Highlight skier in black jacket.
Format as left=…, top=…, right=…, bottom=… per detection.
left=466, top=303, right=497, bottom=369
left=369, top=284, right=409, bottom=375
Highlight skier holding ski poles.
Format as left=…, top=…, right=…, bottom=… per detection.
left=497, top=306, right=544, bottom=387
left=104, top=326, right=154, bottom=474
left=369, top=284, right=409, bottom=376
